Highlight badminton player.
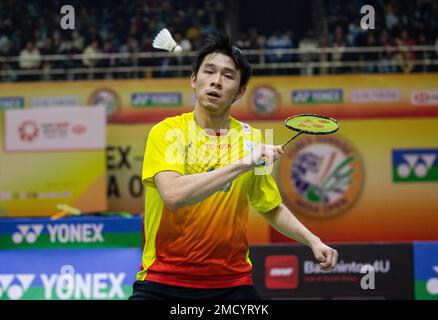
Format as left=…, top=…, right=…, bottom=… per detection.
left=129, top=33, right=338, bottom=300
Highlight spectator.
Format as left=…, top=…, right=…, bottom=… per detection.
left=395, top=29, right=416, bottom=73
left=19, top=41, right=41, bottom=81
left=318, top=35, right=330, bottom=75
left=331, top=26, right=346, bottom=74
left=298, top=30, right=318, bottom=75
left=379, top=29, right=397, bottom=73
left=82, top=40, right=101, bottom=79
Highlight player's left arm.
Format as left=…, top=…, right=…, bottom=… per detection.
left=258, top=203, right=338, bottom=271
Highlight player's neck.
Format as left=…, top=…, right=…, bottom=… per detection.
left=193, top=107, right=230, bottom=133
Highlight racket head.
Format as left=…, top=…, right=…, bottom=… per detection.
left=284, top=114, right=339, bottom=135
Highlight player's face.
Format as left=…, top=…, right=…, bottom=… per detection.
left=191, top=53, right=245, bottom=112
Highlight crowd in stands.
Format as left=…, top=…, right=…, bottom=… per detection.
left=0, top=0, right=437, bottom=81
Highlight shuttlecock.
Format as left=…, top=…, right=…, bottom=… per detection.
left=153, top=28, right=182, bottom=53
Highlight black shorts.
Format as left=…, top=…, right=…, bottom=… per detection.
left=129, top=280, right=261, bottom=300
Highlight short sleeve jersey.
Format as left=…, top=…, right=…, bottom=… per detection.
left=136, top=112, right=282, bottom=288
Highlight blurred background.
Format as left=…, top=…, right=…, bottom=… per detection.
left=0, top=0, right=437, bottom=300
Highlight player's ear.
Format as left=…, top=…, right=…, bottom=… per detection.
left=190, top=72, right=197, bottom=89
left=234, top=85, right=246, bottom=101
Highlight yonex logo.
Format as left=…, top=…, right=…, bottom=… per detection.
left=12, top=224, right=44, bottom=244
left=426, top=266, right=438, bottom=295
left=397, top=154, right=435, bottom=178
left=393, top=149, right=438, bottom=182
left=11, top=223, right=105, bottom=245
left=0, top=274, right=35, bottom=300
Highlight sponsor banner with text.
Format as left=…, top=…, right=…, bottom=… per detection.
left=0, top=248, right=140, bottom=300
left=0, top=75, right=437, bottom=123
left=250, top=243, right=413, bottom=299
left=0, top=215, right=142, bottom=249
left=0, top=108, right=107, bottom=217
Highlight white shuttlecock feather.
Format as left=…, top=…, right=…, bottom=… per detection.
left=152, top=28, right=182, bottom=53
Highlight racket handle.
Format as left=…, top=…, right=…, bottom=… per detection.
left=257, top=156, right=268, bottom=166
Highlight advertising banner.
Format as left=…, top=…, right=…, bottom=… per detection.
left=0, top=215, right=143, bottom=250
left=268, top=117, right=438, bottom=242
left=0, top=75, right=437, bottom=123
left=250, top=243, right=414, bottom=299
left=0, top=107, right=107, bottom=217
left=413, top=242, right=438, bottom=300
left=0, top=248, right=141, bottom=300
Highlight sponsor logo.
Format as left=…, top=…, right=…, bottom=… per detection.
left=0, top=274, right=35, bottom=300
left=303, top=260, right=390, bottom=274
left=18, top=121, right=39, bottom=142
left=31, top=96, right=80, bottom=108
left=392, top=149, right=438, bottom=182
left=11, top=223, right=104, bottom=244
left=248, top=86, right=280, bottom=116
left=411, top=90, right=438, bottom=106
left=0, top=272, right=125, bottom=300
left=265, top=255, right=298, bottom=289
left=292, top=89, right=343, bottom=104
left=350, top=89, right=400, bottom=103
left=0, top=192, right=12, bottom=200
left=88, top=88, right=121, bottom=119
left=12, top=224, right=44, bottom=244
left=278, top=135, right=364, bottom=218
left=243, top=140, right=254, bottom=151
left=71, top=124, right=86, bottom=135
left=241, top=122, right=252, bottom=134
left=5, top=106, right=105, bottom=152
left=0, top=97, right=24, bottom=110
left=426, top=266, right=438, bottom=295
left=131, top=93, right=182, bottom=107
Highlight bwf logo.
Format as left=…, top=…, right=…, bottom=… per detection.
left=0, top=274, right=35, bottom=300
left=392, top=149, right=438, bottom=182
left=12, top=224, right=43, bottom=244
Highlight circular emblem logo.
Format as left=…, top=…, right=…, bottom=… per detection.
left=18, top=121, right=38, bottom=142
left=87, top=88, right=121, bottom=120
left=248, top=85, right=280, bottom=117
left=278, top=135, right=364, bottom=218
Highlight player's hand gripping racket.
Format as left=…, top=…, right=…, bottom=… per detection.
left=258, top=114, right=339, bottom=165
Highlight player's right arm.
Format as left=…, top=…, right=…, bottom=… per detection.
left=154, top=143, right=283, bottom=210
left=143, top=122, right=282, bottom=211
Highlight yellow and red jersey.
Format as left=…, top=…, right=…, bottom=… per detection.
left=136, top=111, right=282, bottom=288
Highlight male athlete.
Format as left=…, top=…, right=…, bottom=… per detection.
left=129, top=33, right=338, bottom=300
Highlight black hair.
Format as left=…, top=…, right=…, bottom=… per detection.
left=192, top=33, right=252, bottom=87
